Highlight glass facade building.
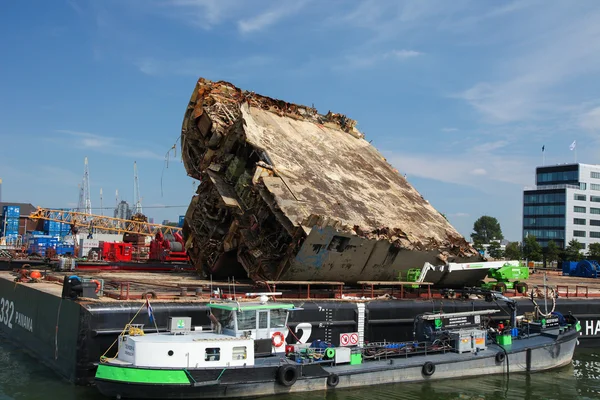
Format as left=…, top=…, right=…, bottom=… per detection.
left=523, top=163, right=600, bottom=249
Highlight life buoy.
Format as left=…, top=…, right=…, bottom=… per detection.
left=272, top=332, right=285, bottom=347
left=495, top=351, right=506, bottom=363
left=327, top=373, right=339, bottom=387
left=422, top=361, right=435, bottom=376
left=325, top=347, right=336, bottom=359
left=277, top=365, right=298, bottom=386
left=90, top=279, right=101, bottom=294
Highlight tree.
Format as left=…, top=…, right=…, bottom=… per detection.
left=588, top=243, right=600, bottom=260
left=544, top=241, right=560, bottom=264
left=471, top=216, right=504, bottom=244
left=523, top=235, right=542, bottom=261
left=487, top=241, right=504, bottom=259
left=563, top=239, right=584, bottom=261
left=504, top=242, right=522, bottom=260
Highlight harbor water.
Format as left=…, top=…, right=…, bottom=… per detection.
left=0, top=335, right=598, bottom=400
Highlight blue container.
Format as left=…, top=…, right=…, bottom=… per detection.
left=2, top=206, right=20, bottom=218
left=178, top=216, right=185, bottom=227
left=562, top=261, right=578, bottom=276
left=511, top=328, right=519, bottom=337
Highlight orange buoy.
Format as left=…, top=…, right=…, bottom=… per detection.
left=90, top=279, right=101, bottom=293
left=29, top=270, right=42, bottom=279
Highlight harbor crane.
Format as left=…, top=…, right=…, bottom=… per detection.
left=28, top=208, right=183, bottom=237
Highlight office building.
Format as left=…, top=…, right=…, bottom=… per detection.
left=523, top=163, right=600, bottom=249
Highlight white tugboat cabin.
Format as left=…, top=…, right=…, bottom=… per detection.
left=115, top=297, right=294, bottom=370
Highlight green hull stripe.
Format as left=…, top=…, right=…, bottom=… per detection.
left=96, top=364, right=190, bottom=384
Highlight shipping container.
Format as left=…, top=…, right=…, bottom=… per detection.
left=2, top=205, right=20, bottom=218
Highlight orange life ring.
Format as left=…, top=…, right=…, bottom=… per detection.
left=272, top=331, right=285, bottom=347
left=90, top=279, right=101, bottom=294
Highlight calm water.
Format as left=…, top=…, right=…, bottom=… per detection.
left=1, top=335, right=599, bottom=400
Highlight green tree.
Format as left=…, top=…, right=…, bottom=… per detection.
left=523, top=235, right=542, bottom=261
left=544, top=240, right=560, bottom=264
left=487, top=241, right=504, bottom=259
left=564, top=239, right=584, bottom=261
left=471, top=216, right=504, bottom=244
left=588, top=243, right=600, bottom=260
left=504, top=242, right=522, bottom=260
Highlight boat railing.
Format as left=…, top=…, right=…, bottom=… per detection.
left=362, top=340, right=454, bottom=360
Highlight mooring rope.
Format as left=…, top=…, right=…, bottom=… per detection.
left=100, top=301, right=147, bottom=363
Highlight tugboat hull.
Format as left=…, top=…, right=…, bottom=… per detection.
left=96, top=329, right=578, bottom=399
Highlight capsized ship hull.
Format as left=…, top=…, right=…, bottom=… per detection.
left=180, top=78, right=481, bottom=283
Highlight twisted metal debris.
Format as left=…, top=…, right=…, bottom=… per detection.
left=180, top=78, right=480, bottom=283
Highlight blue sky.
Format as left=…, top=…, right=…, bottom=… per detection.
left=2, top=1, right=600, bottom=240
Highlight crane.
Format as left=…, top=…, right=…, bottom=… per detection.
left=133, top=161, right=143, bottom=215
left=29, top=208, right=183, bottom=237
left=83, top=157, right=92, bottom=216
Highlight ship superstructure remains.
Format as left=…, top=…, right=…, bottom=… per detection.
left=181, top=78, right=479, bottom=283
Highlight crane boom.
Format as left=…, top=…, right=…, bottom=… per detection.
left=29, top=208, right=183, bottom=237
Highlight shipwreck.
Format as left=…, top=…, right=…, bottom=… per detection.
left=180, top=78, right=480, bottom=283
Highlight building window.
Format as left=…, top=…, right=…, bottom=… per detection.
left=523, top=205, right=565, bottom=215
left=205, top=348, right=221, bottom=361
left=591, top=220, right=600, bottom=226
left=574, top=194, right=586, bottom=201
left=574, top=218, right=586, bottom=225
left=523, top=193, right=565, bottom=204
left=591, top=196, right=600, bottom=203
left=591, top=183, right=600, bottom=191
left=592, top=208, right=600, bottom=215
left=573, top=230, right=586, bottom=237
left=523, top=217, right=565, bottom=227
left=232, top=346, right=247, bottom=360
left=581, top=183, right=587, bottom=190
left=592, top=171, right=600, bottom=179
left=591, top=232, right=600, bottom=238
left=574, top=206, right=586, bottom=213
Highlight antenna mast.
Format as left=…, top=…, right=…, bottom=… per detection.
left=83, top=157, right=92, bottom=216
left=133, top=161, right=143, bottom=215
left=77, top=183, right=84, bottom=212
left=100, top=188, right=104, bottom=216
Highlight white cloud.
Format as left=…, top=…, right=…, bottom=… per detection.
left=56, top=130, right=163, bottom=160
left=383, top=49, right=423, bottom=59
left=579, top=106, right=600, bottom=131
left=471, top=140, right=508, bottom=153
left=470, top=168, right=487, bottom=176
left=458, top=6, right=600, bottom=123
left=238, top=2, right=308, bottom=34
left=441, top=127, right=459, bottom=132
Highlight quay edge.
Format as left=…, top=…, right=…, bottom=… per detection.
left=0, top=273, right=599, bottom=385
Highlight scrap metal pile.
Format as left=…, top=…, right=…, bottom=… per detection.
left=180, top=78, right=480, bottom=283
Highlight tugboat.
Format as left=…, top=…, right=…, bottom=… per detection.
left=95, top=289, right=581, bottom=399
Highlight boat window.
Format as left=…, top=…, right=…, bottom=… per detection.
left=238, top=310, right=256, bottom=330
left=270, top=309, right=287, bottom=328
left=258, top=311, right=268, bottom=329
left=212, top=309, right=236, bottom=330
left=205, top=347, right=221, bottom=361
left=233, top=346, right=247, bottom=360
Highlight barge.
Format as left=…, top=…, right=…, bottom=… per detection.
left=94, top=293, right=579, bottom=399
left=0, top=270, right=599, bottom=387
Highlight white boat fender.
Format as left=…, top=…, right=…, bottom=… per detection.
left=277, top=365, right=298, bottom=387
left=422, top=362, right=435, bottom=376
left=326, top=373, right=339, bottom=387
left=495, top=351, right=506, bottom=364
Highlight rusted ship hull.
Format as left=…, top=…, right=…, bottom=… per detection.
left=180, top=78, right=480, bottom=283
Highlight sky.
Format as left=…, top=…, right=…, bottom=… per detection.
left=1, top=1, right=600, bottom=240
